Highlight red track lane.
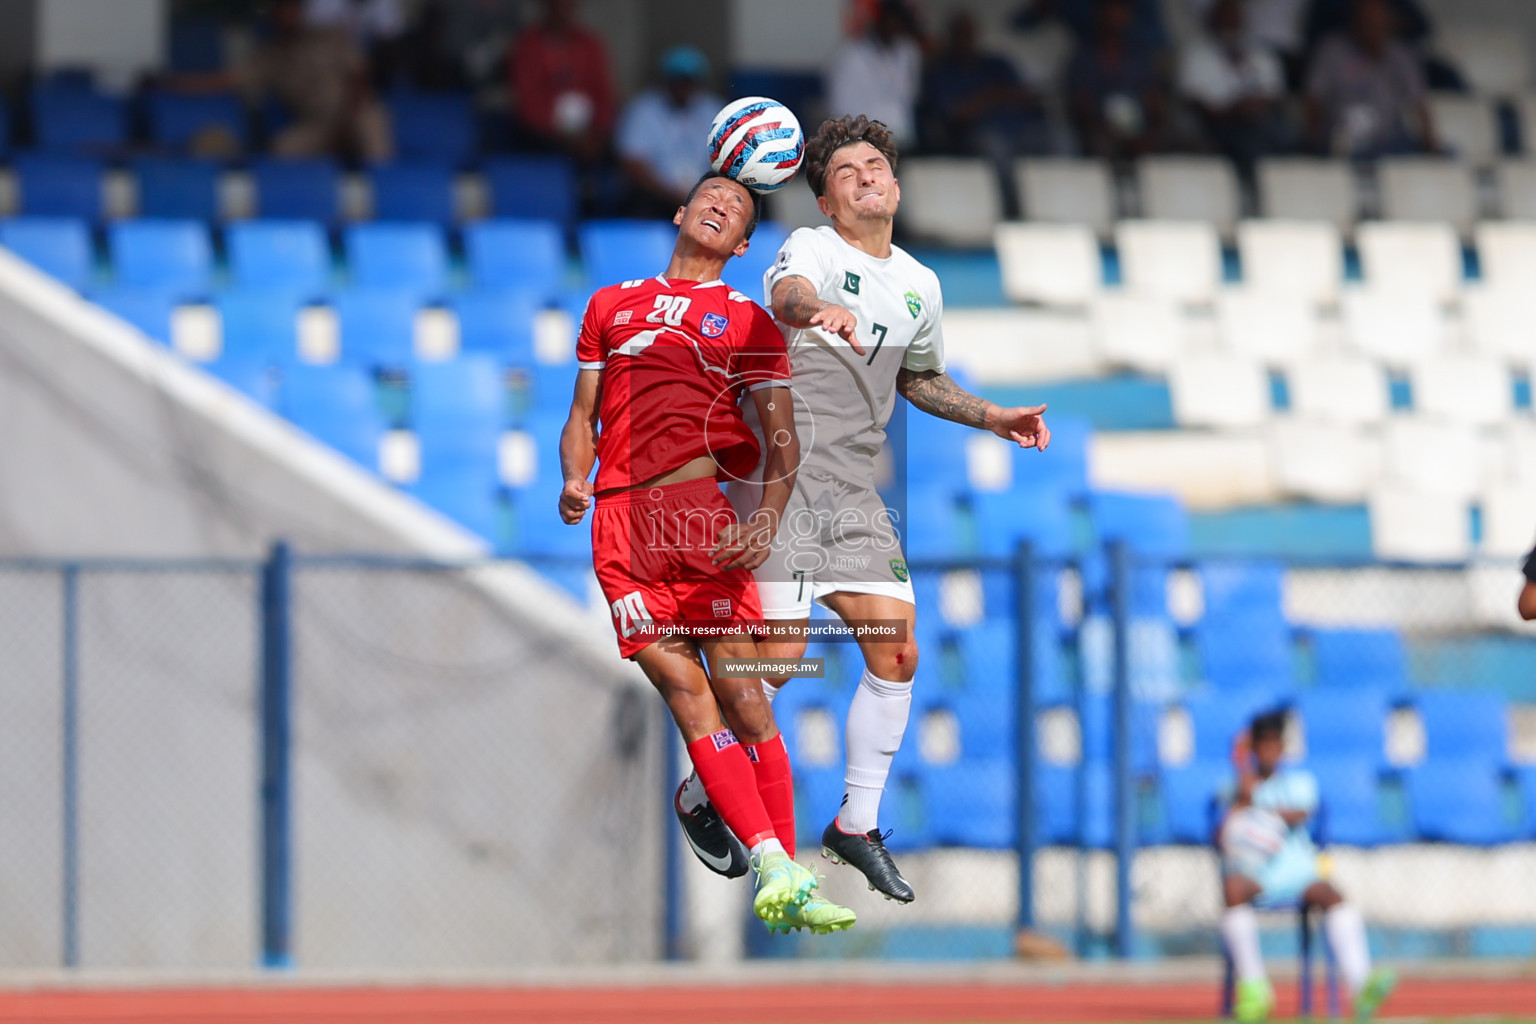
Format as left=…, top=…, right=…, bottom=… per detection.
left=0, top=977, right=1532, bottom=1023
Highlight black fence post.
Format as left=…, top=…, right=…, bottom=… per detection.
left=260, top=541, right=293, bottom=969
left=663, top=717, right=686, bottom=960
left=1014, top=541, right=1037, bottom=931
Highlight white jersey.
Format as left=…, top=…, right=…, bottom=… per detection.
left=761, top=225, right=945, bottom=486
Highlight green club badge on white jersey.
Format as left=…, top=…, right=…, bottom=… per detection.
left=889, top=558, right=909, bottom=582
left=904, top=290, right=921, bottom=318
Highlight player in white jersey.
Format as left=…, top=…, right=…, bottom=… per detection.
left=676, top=114, right=1051, bottom=902
left=1219, top=711, right=1395, bottom=1022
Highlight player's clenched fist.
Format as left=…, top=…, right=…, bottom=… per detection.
left=809, top=303, right=864, bottom=353
left=559, top=478, right=594, bottom=524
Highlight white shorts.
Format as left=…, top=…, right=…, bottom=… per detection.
left=727, top=471, right=916, bottom=620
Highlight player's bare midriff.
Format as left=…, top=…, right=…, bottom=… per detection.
left=596, top=454, right=719, bottom=497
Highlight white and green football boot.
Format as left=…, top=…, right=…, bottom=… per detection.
left=750, top=850, right=816, bottom=926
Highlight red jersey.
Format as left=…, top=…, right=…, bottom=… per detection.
left=577, top=276, right=790, bottom=492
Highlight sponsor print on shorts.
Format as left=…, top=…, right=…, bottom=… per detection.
left=712, top=598, right=732, bottom=617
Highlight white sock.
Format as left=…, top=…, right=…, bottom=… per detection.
left=836, top=668, right=912, bottom=835
left=761, top=679, right=780, bottom=704
left=1221, top=904, right=1266, bottom=982
left=748, top=836, right=786, bottom=860
left=1325, top=902, right=1371, bottom=996
left=678, top=771, right=708, bottom=814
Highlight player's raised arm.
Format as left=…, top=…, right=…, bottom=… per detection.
left=896, top=367, right=1051, bottom=451
left=770, top=275, right=865, bottom=354
left=557, top=369, right=601, bottom=524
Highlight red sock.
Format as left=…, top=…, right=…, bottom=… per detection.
left=686, top=730, right=776, bottom=850
left=744, top=734, right=796, bottom=860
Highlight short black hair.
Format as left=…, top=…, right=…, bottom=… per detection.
left=1250, top=710, right=1287, bottom=743
left=685, top=171, right=761, bottom=240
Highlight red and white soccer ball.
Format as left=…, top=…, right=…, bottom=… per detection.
left=706, top=96, right=805, bottom=194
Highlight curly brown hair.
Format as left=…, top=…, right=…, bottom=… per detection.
left=802, top=114, right=900, bottom=198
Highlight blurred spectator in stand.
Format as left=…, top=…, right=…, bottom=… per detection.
left=1304, top=0, right=1429, bottom=50
left=508, top=0, right=616, bottom=162
left=1066, top=0, right=1171, bottom=162
left=1014, top=0, right=1167, bottom=54
left=1519, top=543, right=1536, bottom=620
left=1186, top=0, right=1308, bottom=89
left=388, top=1, right=466, bottom=93
left=921, top=10, right=1056, bottom=217
left=617, top=47, right=723, bottom=219
left=826, top=0, right=927, bottom=147
left=305, top=0, right=409, bottom=88
left=1305, top=0, right=1436, bottom=158
left=169, top=0, right=392, bottom=162
left=1178, top=0, right=1294, bottom=178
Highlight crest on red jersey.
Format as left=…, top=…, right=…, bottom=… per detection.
left=700, top=312, right=729, bottom=337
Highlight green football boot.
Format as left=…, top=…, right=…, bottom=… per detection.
left=1354, top=967, right=1397, bottom=1021
left=750, top=851, right=815, bottom=926
left=1234, top=977, right=1276, bottom=1022
left=769, top=892, right=857, bottom=935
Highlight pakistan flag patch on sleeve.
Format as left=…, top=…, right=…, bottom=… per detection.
left=889, top=558, right=909, bottom=582
left=904, top=290, right=922, bottom=318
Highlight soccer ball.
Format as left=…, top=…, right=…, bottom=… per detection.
left=706, top=96, right=804, bottom=194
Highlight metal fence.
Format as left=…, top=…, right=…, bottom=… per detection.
left=1, top=546, right=1532, bottom=969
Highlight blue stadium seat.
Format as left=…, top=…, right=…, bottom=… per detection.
left=1195, top=561, right=1292, bottom=691
left=1296, top=688, right=1389, bottom=764
left=413, top=355, right=504, bottom=437
left=133, top=157, right=220, bottom=220
left=15, top=154, right=102, bottom=218
left=1033, top=762, right=1117, bottom=848
left=1158, top=759, right=1228, bottom=843
left=579, top=220, right=676, bottom=287
left=721, top=219, right=790, bottom=298
left=110, top=220, right=213, bottom=299
left=216, top=289, right=301, bottom=363
left=1079, top=694, right=1160, bottom=772
left=89, top=286, right=176, bottom=344
left=1518, top=767, right=1536, bottom=840
left=1415, top=690, right=1508, bottom=762
left=451, top=289, right=539, bottom=362
left=145, top=91, right=247, bottom=151
left=227, top=220, right=331, bottom=295
left=1307, top=757, right=1400, bottom=847
left=954, top=618, right=1065, bottom=703
left=0, top=217, right=93, bottom=290
left=523, top=362, right=579, bottom=414
left=925, top=760, right=1014, bottom=848
left=279, top=363, right=384, bottom=470
left=1407, top=758, right=1517, bottom=845
left=794, top=763, right=850, bottom=844
left=484, top=156, right=578, bottom=226
left=463, top=219, right=566, bottom=301
left=505, top=485, right=581, bottom=555
left=252, top=158, right=340, bottom=221
left=971, top=490, right=1075, bottom=559
left=32, top=89, right=126, bottom=153
left=370, top=161, right=454, bottom=223
left=1310, top=628, right=1407, bottom=691
left=902, top=490, right=966, bottom=559
left=333, top=288, right=420, bottom=366
left=903, top=412, right=973, bottom=497
left=1013, top=415, right=1091, bottom=499
left=1186, top=689, right=1281, bottom=763
left=1087, top=491, right=1189, bottom=557
left=387, top=93, right=477, bottom=164
left=345, top=222, right=448, bottom=297
left=205, top=355, right=279, bottom=407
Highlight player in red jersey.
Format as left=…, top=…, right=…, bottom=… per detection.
left=558, top=172, right=855, bottom=933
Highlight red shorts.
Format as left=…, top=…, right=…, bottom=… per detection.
left=591, top=477, right=764, bottom=658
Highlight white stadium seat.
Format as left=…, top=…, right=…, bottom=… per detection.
left=1256, top=159, right=1357, bottom=233
left=1236, top=219, right=1343, bottom=305
left=1376, top=158, right=1479, bottom=238
left=1495, top=160, right=1536, bottom=218
left=1267, top=419, right=1381, bottom=503
left=1503, top=422, right=1536, bottom=484
left=1409, top=354, right=1513, bottom=425
left=940, top=307, right=1103, bottom=382
left=1427, top=95, right=1500, bottom=165
left=1114, top=220, right=1223, bottom=304
left=1341, top=288, right=1446, bottom=366
left=1287, top=356, right=1389, bottom=425
left=1481, top=481, right=1536, bottom=558
left=1091, top=292, right=1186, bottom=372
left=1138, top=155, right=1241, bottom=239
left=993, top=222, right=1101, bottom=305
left=1088, top=431, right=1277, bottom=507
left=898, top=157, right=1002, bottom=247
left=1472, top=220, right=1536, bottom=286
left=1382, top=417, right=1483, bottom=498
left=1369, top=484, right=1471, bottom=563
left=1015, top=158, right=1116, bottom=238
left=1168, top=353, right=1271, bottom=428
left=1355, top=221, right=1463, bottom=302
left=1439, top=27, right=1531, bottom=96
left=1216, top=289, right=1321, bottom=365
left=1464, top=285, right=1536, bottom=369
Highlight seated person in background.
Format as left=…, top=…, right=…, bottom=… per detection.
left=1187, top=0, right=1308, bottom=89
left=1305, top=0, right=1436, bottom=158
left=826, top=0, right=927, bottom=147
left=1178, top=0, right=1294, bottom=178
left=508, top=0, right=616, bottom=161
left=617, top=47, right=723, bottom=219
left=1014, top=0, right=1168, bottom=53
left=1065, top=0, right=1171, bottom=162
left=922, top=10, right=1056, bottom=218
left=1220, top=711, right=1396, bottom=1023
left=1303, top=0, right=1430, bottom=50
left=1519, top=544, right=1536, bottom=620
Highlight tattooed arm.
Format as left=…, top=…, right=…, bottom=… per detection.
left=770, top=274, right=864, bottom=354
left=897, top=367, right=1052, bottom=450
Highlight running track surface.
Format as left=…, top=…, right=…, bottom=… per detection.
left=2, top=976, right=1534, bottom=1023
